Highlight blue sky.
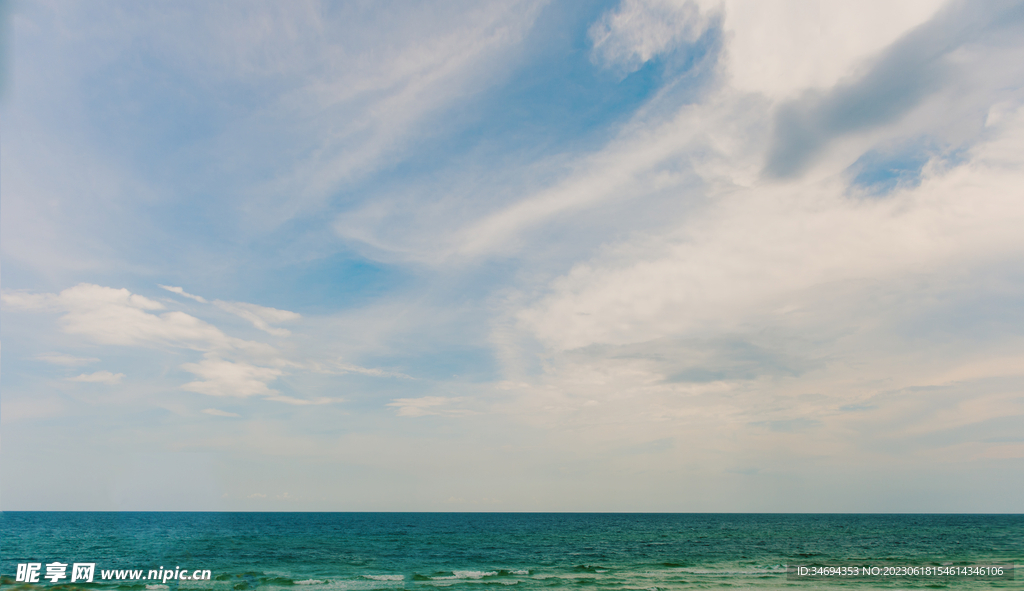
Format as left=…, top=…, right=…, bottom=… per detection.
left=2, top=0, right=1024, bottom=511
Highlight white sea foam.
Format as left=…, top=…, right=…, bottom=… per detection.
left=362, top=575, right=404, bottom=581
left=295, top=579, right=328, bottom=585
left=146, top=586, right=169, bottom=590
left=510, top=570, right=530, bottom=575
left=432, top=571, right=499, bottom=580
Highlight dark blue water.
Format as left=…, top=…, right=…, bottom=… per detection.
left=2, top=513, right=1020, bottom=590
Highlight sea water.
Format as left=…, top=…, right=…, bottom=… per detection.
left=1, top=513, right=1020, bottom=590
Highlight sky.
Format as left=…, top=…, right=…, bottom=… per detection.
left=2, top=0, right=1023, bottom=512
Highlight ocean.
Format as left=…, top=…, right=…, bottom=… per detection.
left=1, top=513, right=1020, bottom=590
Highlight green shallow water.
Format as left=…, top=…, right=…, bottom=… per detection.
left=1, top=513, right=1020, bottom=590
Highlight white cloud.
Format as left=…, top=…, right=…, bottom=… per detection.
left=68, top=370, right=125, bottom=385
left=588, top=0, right=946, bottom=94
left=518, top=105, right=1024, bottom=352
left=705, top=0, right=947, bottom=100
left=202, top=408, right=240, bottom=417
left=212, top=0, right=547, bottom=227
left=180, top=357, right=328, bottom=405
left=590, top=0, right=711, bottom=73
left=158, top=284, right=208, bottom=303
left=2, top=284, right=273, bottom=354
left=264, top=395, right=335, bottom=406
left=1, top=291, right=59, bottom=310
left=475, top=99, right=1024, bottom=505
left=1, top=0, right=548, bottom=288
left=450, top=106, right=715, bottom=259
left=334, top=363, right=388, bottom=377
left=333, top=93, right=747, bottom=264
left=214, top=300, right=300, bottom=337
left=4, top=1, right=1022, bottom=511
left=312, top=361, right=412, bottom=379
left=387, top=396, right=473, bottom=417
left=37, top=354, right=100, bottom=366
left=1, top=397, right=66, bottom=423
left=328, top=1, right=1003, bottom=267
left=5, top=283, right=339, bottom=406
left=181, top=357, right=282, bottom=398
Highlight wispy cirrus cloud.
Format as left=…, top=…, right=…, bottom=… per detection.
left=214, top=300, right=300, bottom=337
left=37, top=354, right=100, bottom=366
left=203, top=408, right=240, bottom=418
left=589, top=0, right=712, bottom=73
left=387, top=396, right=474, bottom=417
left=264, top=394, right=335, bottom=406
left=67, top=370, right=125, bottom=385
left=159, top=284, right=208, bottom=303
left=157, top=285, right=302, bottom=337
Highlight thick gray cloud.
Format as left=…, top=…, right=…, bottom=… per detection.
left=765, top=0, right=1024, bottom=177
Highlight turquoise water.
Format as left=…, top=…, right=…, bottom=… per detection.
left=1, top=513, right=1020, bottom=590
